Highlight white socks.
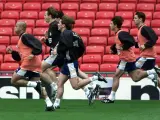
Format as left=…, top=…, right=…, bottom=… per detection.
left=27, top=81, right=37, bottom=87
left=50, top=82, right=58, bottom=91
left=54, top=98, right=60, bottom=107
left=82, top=86, right=90, bottom=98
left=108, top=91, right=116, bottom=101
left=147, top=69, right=156, bottom=75
left=148, top=74, right=155, bottom=80
left=89, top=75, right=98, bottom=82
left=45, top=97, right=53, bottom=107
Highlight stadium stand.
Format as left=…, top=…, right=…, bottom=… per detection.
left=0, top=0, right=160, bottom=74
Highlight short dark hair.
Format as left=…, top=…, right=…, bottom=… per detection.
left=56, top=10, right=64, bottom=19
left=46, top=7, right=57, bottom=19
left=111, top=16, right=124, bottom=28
left=135, top=12, right=146, bottom=22
left=62, top=15, right=75, bottom=30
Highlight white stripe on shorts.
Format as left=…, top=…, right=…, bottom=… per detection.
left=135, top=57, right=147, bottom=68
left=67, top=63, right=77, bottom=78
left=44, top=54, right=57, bottom=65
left=118, top=60, right=127, bottom=70
left=17, top=69, right=27, bottom=76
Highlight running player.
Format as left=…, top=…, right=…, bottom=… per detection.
left=6, top=21, right=54, bottom=111
left=41, top=7, right=63, bottom=99
left=134, top=12, right=160, bottom=87
left=101, top=16, right=158, bottom=103
left=52, top=15, right=107, bottom=108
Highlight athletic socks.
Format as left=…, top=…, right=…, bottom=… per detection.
left=108, top=91, right=116, bottom=101
left=45, top=97, right=53, bottom=107
left=27, top=81, right=37, bottom=87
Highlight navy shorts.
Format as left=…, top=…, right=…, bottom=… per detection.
left=15, top=67, right=40, bottom=80
left=44, top=55, right=64, bottom=68
left=117, top=60, right=137, bottom=72
left=60, top=61, right=79, bottom=78
left=136, top=57, right=155, bottom=70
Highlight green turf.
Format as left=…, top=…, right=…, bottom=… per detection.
left=0, top=100, right=160, bottom=120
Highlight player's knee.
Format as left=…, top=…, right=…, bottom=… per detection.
left=132, top=76, right=140, bottom=82
left=72, top=85, right=79, bottom=90
left=11, top=79, right=17, bottom=85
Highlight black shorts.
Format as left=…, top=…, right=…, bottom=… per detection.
left=117, top=60, right=137, bottom=72
left=44, top=55, right=64, bottom=68
left=136, top=57, right=155, bottom=70
left=15, top=67, right=40, bottom=80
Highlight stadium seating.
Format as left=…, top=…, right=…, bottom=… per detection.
left=0, top=63, right=19, bottom=71
left=80, top=3, right=98, bottom=12
left=61, top=3, right=79, bottom=12
left=10, top=36, right=19, bottom=45
left=96, top=11, right=114, bottom=19
left=118, top=3, right=136, bottom=11
left=23, top=3, right=41, bottom=11
left=0, top=36, right=10, bottom=45
left=99, top=3, right=117, bottom=12
left=4, top=2, right=22, bottom=11
left=1, top=11, right=19, bottom=19
left=83, top=54, right=102, bottom=64
left=74, top=19, right=92, bottom=28
left=0, top=0, right=160, bottom=73
left=103, top=55, right=119, bottom=63
left=100, top=64, right=117, bottom=72
left=42, top=3, right=60, bottom=10
left=80, top=64, right=99, bottom=72
left=88, top=37, right=107, bottom=46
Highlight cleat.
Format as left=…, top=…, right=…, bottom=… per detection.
left=54, top=105, right=60, bottom=109
left=95, top=72, right=108, bottom=83
left=151, top=73, right=158, bottom=87
left=35, top=81, right=42, bottom=95
left=88, top=84, right=101, bottom=105
left=88, top=89, right=94, bottom=105
left=50, top=89, right=57, bottom=101
left=93, top=84, right=101, bottom=98
left=45, top=105, right=55, bottom=111
left=154, top=66, right=160, bottom=74
left=101, top=98, right=114, bottom=104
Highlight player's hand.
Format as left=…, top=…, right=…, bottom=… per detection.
left=41, top=37, right=46, bottom=43
left=140, top=45, right=145, bottom=51
left=28, top=54, right=34, bottom=60
left=45, top=31, right=48, bottom=39
left=51, top=49, right=57, bottom=55
left=6, top=46, right=13, bottom=54
left=110, top=49, right=114, bottom=54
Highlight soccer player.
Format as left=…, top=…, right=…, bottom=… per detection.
left=6, top=21, right=54, bottom=111
left=101, top=16, right=158, bottom=103
left=134, top=11, right=160, bottom=87
left=52, top=15, right=107, bottom=108
left=40, top=7, right=64, bottom=99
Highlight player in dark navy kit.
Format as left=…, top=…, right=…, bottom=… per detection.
left=52, top=15, right=107, bottom=108
left=40, top=7, right=64, bottom=99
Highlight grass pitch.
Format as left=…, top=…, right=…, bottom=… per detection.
left=0, top=99, right=159, bottom=120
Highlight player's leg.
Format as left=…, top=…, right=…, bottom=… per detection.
left=136, top=57, right=157, bottom=79
left=11, top=68, right=42, bottom=94
left=45, top=67, right=58, bottom=99
left=102, top=60, right=129, bottom=103
left=31, top=76, right=54, bottom=111
left=53, top=73, right=68, bottom=108
left=102, top=68, right=124, bottom=103
left=129, top=69, right=158, bottom=86
left=41, top=57, right=58, bottom=98
left=68, top=62, right=106, bottom=90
